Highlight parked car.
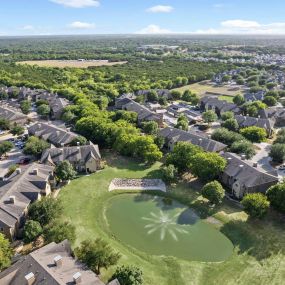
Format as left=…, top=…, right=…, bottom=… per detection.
left=18, top=157, right=31, bottom=165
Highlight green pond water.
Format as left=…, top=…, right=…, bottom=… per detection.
left=105, top=194, right=233, bottom=262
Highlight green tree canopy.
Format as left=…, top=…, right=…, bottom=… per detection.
left=240, top=126, right=267, bottom=143
left=266, top=183, right=285, bottom=213
left=111, top=265, right=143, bottom=285
left=201, top=180, right=225, bottom=204
left=55, top=160, right=77, bottom=182
left=23, top=136, right=50, bottom=158
left=23, top=220, right=43, bottom=243
left=0, top=233, right=13, bottom=271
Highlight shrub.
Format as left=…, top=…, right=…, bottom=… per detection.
left=221, top=118, right=239, bottom=132
left=201, top=180, right=225, bottom=204
left=211, top=128, right=244, bottom=146
left=44, top=220, right=76, bottom=243
left=230, top=140, right=256, bottom=159
left=162, top=164, right=178, bottom=184
left=266, top=183, right=285, bottom=213
left=23, top=220, right=43, bottom=243
left=221, top=111, right=234, bottom=121
left=55, top=160, right=77, bottom=182
left=111, top=265, right=143, bottom=285
left=269, top=143, right=285, bottom=163
left=240, top=126, right=267, bottom=143
left=241, top=193, right=270, bottom=219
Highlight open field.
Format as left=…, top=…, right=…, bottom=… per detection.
left=173, top=80, right=244, bottom=97
left=59, top=152, right=285, bottom=285
left=17, top=60, right=127, bottom=68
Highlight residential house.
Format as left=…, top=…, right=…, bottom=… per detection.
left=0, top=163, right=54, bottom=241
left=41, top=142, right=102, bottom=173
left=159, top=127, right=227, bottom=152
left=0, top=239, right=119, bottom=285
left=220, top=152, right=279, bottom=199
left=200, top=96, right=241, bottom=117
left=167, top=104, right=202, bottom=123
left=118, top=99, right=163, bottom=127
left=49, top=97, right=70, bottom=120
left=234, top=114, right=274, bottom=136
left=244, top=90, right=266, bottom=102
left=28, top=122, right=78, bottom=147
left=259, top=107, right=285, bottom=127
left=0, top=106, right=28, bottom=126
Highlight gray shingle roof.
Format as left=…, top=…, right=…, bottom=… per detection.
left=234, top=115, right=274, bottom=131
left=28, top=123, right=78, bottom=146
left=159, top=127, right=227, bottom=152
left=200, top=96, right=241, bottom=114
left=0, top=240, right=106, bottom=285
left=0, top=106, right=27, bottom=123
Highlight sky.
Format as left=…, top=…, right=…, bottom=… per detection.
left=1, top=0, right=285, bottom=36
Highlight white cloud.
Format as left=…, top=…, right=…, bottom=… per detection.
left=193, top=19, right=285, bottom=35
left=69, top=21, right=96, bottom=29
left=146, top=5, right=174, bottom=13
left=213, top=3, right=224, bottom=8
left=136, top=24, right=172, bottom=34
left=20, top=25, right=35, bottom=31
left=50, top=0, right=100, bottom=8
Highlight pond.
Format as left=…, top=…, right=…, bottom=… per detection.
left=105, top=194, right=233, bottom=262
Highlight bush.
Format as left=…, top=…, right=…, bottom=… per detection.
left=241, top=193, right=270, bottom=219
left=70, top=136, right=87, bottom=146
left=23, top=220, right=43, bottom=243
left=233, top=94, right=245, bottom=105
left=266, top=183, right=285, bottom=213
left=162, top=164, right=178, bottom=184
left=221, top=118, right=239, bottom=132
left=141, top=121, right=158, bottom=135
left=0, top=233, right=13, bottom=271
left=55, top=160, right=77, bottom=182
left=23, top=136, right=50, bottom=158
left=44, top=220, right=76, bottom=243
left=111, top=265, right=143, bottom=285
left=221, top=111, right=234, bottom=121
left=201, top=180, right=225, bottom=204
left=263, top=96, right=277, bottom=106
left=202, top=110, right=217, bottom=125
left=240, top=126, right=267, bottom=143
left=211, top=128, right=245, bottom=146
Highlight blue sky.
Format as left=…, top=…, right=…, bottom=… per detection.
left=1, top=0, right=285, bottom=35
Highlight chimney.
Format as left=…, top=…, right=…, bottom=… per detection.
left=25, top=272, right=35, bottom=285
left=32, top=169, right=38, bottom=175
left=16, top=168, right=22, bottom=175
left=241, top=154, right=246, bottom=160
left=73, top=272, right=82, bottom=284
left=54, top=255, right=63, bottom=267
left=9, top=195, right=16, bottom=204
left=77, top=141, right=80, bottom=146
left=253, top=162, right=258, bottom=168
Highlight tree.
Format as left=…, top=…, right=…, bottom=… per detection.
left=158, top=96, right=167, bottom=106
left=55, top=160, right=77, bottom=182
left=221, top=111, right=234, bottom=121
left=141, top=121, right=158, bottom=135
left=240, top=126, right=267, bottom=143
left=114, top=110, right=137, bottom=124
left=0, top=118, right=10, bottom=130
left=24, top=136, right=50, bottom=158
left=111, top=265, right=143, bottom=285
left=28, top=197, right=63, bottom=226
left=43, top=220, right=76, bottom=243
left=266, top=82, right=276, bottom=90
left=263, top=96, right=277, bottom=106
left=233, top=94, right=245, bottom=106
left=75, top=238, right=121, bottom=274
left=190, top=152, right=227, bottom=182
left=170, top=90, right=182, bottom=100
left=266, top=183, right=285, bottom=213
left=182, top=90, right=192, bottom=102
left=37, top=104, right=50, bottom=117
left=154, top=136, right=165, bottom=149
left=201, top=180, right=225, bottom=204
left=0, top=233, right=13, bottom=271
left=166, top=142, right=202, bottom=173
left=0, top=141, right=13, bottom=156
left=230, top=140, right=256, bottom=159
left=10, top=124, right=25, bottom=136
left=61, top=110, right=76, bottom=123
left=269, top=143, right=285, bottom=163
left=175, top=114, right=188, bottom=131
left=70, top=135, right=87, bottom=146
left=221, top=118, right=239, bottom=132
left=94, top=96, right=109, bottom=110
left=211, top=128, right=245, bottom=146
left=202, top=110, right=217, bottom=125
left=147, top=90, right=158, bottom=102
left=23, top=220, right=43, bottom=243
left=162, top=164, right=178, bottom=184
left=20, top=100, right=31, bottom=114
left=241, top=193, right=270, bottom=219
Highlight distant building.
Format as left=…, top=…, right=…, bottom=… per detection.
left=0, top=106, right=28, bottom=126
left=41, top=142, right=102, bottom=173
left=28, top=122, right=78, bottom=147
left=0, top=163, right=54, bottom=241
left=259, top=107, right=285, bottom=127
left=244, top=90, right=266, bottom=102
left=159, top=127, right=227, bottom=153
left=0, top=239, right=119, bottom=285
left=221, top=152, right=279, bottom=199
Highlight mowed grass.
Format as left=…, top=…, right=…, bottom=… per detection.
left=17, top=60, right=127, bottom=68
left=59, top=152, right=285, bottom=285
left=173, top=80, right=243, bottom=97
left=219, top=95, right=234, bottom=102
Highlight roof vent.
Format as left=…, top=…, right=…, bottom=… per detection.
left=253, top=162, right=258, bottom=168
left=241, top=154, right=246, bottom=160
left=32, top=169, right=38, bottom=175
left=9, top=195, right=16, bottom=204
left=239, top=164, right=244, bottom=168
left=73, top=272, right=82, bottom=284
left=54, top=255, right=63, bottom=267
left=16, top=168, right=22, bottom=175
left=25, top=272, right=35, bottom=285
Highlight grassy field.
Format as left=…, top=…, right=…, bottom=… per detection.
left=59, top=152, right=285, bottom=285
left=219, top=95, right=234, bottom=102
left=17, top=60, right=127, bottom=68
left=173, top=80, right=243, bottom=97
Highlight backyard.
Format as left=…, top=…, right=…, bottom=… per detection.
left=59, top=152, right=285, bottom=285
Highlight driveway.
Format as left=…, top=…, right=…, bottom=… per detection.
left=0, top=148, right=23, bottom=178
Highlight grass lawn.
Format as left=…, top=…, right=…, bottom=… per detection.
left=172, top=80, right=243, bottom=97
left=219, top=95, right=234, bottom=102
left=59, top=151, right=285, bottom=285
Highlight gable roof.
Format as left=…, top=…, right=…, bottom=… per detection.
left=0, top=240, right=106, bottom=285
left=41, top=143, right=101, bottom=165
left=0, top=106, right=27, bottom=123
left=234, top=115, right=274, bottom=131
left=159, top=127, right=227, bottom=152
left=221, top=152, right=278, bottom=188
left=28, top=123, right=78, bottom=146
left=200, top=96, right=241, bottom=114
left=0, top=163, right=54, bottom=227
left=259, top=107, right=285, bottom=121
